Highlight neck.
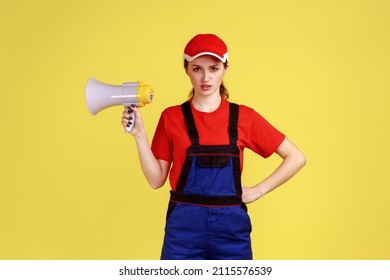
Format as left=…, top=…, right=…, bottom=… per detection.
left=192, top=94, right=222, bottom=112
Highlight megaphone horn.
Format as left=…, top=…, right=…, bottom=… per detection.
left=85, top=77, right=154, bottom=132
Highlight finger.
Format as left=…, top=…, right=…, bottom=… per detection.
left=122, top=114, right=131, bottom=120
left=121, top=117, right=129, bottom=126
left=123, top=107, right=131, bottom=115
left=122, top=111, right=134, bottom=119
left=130, top=105, right=139, bottom=113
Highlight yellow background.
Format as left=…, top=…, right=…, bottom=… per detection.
left=1, top=0, right=389, bottom=259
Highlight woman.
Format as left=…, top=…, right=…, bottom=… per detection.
left=121, top=34, right=306, bottom=260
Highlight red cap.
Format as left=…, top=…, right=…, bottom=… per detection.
left=183, top=34, right=228, bottom=63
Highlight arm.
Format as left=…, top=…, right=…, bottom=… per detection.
left=122, top=106, right=170, bottom=189
left=241, top=138, right=306, bottom=204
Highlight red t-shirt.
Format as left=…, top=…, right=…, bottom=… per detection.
left=151, top=98, right=285, bottom=190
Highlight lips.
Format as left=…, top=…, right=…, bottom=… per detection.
left=201, top=84, right=212, bottom=90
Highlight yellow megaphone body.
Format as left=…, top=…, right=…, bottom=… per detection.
left=86, top=77, right=154, bottom=132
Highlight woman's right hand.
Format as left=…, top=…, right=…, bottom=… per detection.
left=121, top=105, right=145, bottom=136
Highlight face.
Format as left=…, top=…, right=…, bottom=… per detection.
left=186, top=55, right=227, bottom=98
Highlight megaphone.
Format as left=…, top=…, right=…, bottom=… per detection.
left=86, top=77, right=154, bottom=132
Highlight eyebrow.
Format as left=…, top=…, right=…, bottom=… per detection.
left=191, top=64, right=220, bottom=67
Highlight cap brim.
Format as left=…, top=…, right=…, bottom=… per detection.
left=184, top=52, right=228, bottom=63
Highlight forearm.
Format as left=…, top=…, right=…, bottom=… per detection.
left=133, top=132, right=168, bottom=189
left=122, top=106, right=168, bottom=189
left=242, top=138, right=306, bottom=204
left=256, top=150, right=306, bottom=197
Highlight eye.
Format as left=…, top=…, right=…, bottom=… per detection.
left=192, top=67, right=201, bottom=72
left=211, top=66, right=220, bottom=72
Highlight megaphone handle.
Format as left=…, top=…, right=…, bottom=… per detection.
left=125, top=110, right=135, bottom=133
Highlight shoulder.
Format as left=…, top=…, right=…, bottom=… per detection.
left=235, top=102, right=278, bottom=130
left=230, top=102, right=258, bottom=120
left=160, top=104, right=184, bottom=119
left=162, top=104, right=183, bottom=114
left=237, top=103, right=255, bottom=115
left=157, top=104, right=187, bottom=131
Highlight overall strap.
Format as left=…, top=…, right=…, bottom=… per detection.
left=228, top=103, right=239, bottom=145
left=181, top=101, right=199, bottom=145
left=181, top=101, right=239, bottom=145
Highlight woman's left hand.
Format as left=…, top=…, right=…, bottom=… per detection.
left=241, top=186, right=263, bottom=204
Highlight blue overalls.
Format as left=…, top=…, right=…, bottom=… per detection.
left=161, top=101, right=253, bottom=260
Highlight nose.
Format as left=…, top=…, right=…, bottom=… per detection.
left=202, top=70, right=210, bottom=82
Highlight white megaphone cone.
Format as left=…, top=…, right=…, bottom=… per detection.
left=86, top=77, right=154, bottom=132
